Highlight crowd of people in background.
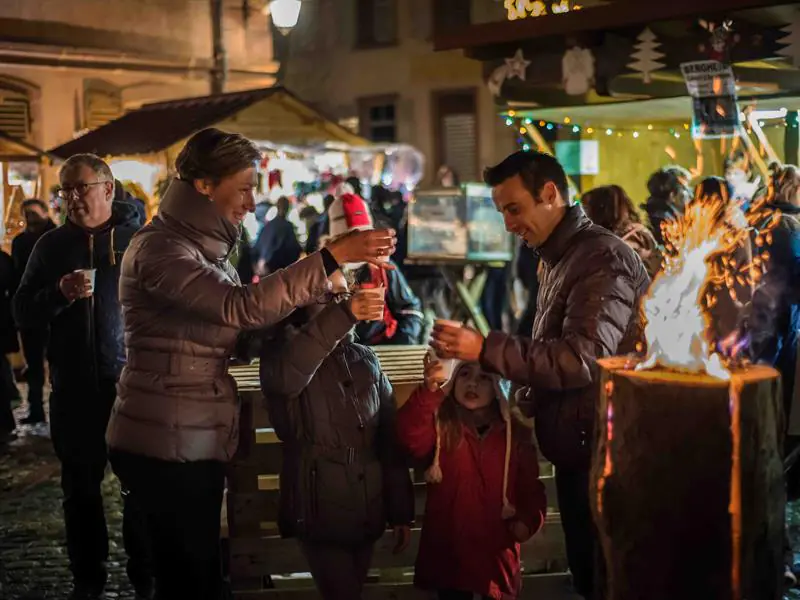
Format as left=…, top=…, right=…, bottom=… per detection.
left=0, top=133, right=799, bottom=600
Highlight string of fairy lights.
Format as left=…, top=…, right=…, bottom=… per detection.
left=502, top=110, right=799, bottom=151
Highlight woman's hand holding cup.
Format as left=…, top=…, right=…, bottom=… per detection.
left=327, top=228, right=396, bottom=269
left=349, top=286, right=385, bottom=322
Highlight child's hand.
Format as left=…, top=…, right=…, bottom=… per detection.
left=507, top=519, right=531, bottom=543
left=423, top=354, right=449, bottom=392
left=349, top=288, right=384, bottom=321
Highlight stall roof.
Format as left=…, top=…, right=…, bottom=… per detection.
left=49, top=86, right=367, bottom=159
left=0, top=130, right=57, bottom=162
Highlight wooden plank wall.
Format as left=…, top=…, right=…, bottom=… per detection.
left=227, top=346, right=569, bottom=599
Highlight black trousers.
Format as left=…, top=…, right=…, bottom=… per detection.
left=555, top=468, right=602, bottom=600
left=300, top=541, right=374, bottom=600
left=110, top=450, right=226, bottom=600
left=20, top=328, right=47, bottom=420
left=0, top=353, right=16, bottom=434
left=50, top=381, right=151, bottom=594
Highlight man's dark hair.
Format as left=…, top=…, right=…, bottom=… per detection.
left=21, top=198, right=48, bottom=212
left=276, top=196, right=290, bottom=217
left=323, top=194, right=335, bottom=212
left=176, top=128, right=261, bottom=184
left=647, top=166, right=689, bottom=200
left=483, top=150, right=569, bottom=203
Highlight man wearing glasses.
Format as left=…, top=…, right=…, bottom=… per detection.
left=13, top=154, right=149, bottom=600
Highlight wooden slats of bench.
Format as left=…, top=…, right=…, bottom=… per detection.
left=230, top=346, right=429, bottom=392
left=229, top=514, right=566, bottom=579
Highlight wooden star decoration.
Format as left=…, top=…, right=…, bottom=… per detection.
left=505, top=49, right=531, bottom=80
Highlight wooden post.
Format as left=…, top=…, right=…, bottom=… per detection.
left=591, top=358, right=784, bottom=600
left=210, top=0, right=227, bottom=95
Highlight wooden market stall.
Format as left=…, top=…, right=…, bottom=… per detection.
left=0, top=129, right=57, bottom=248
left=434, top=0, right=800, bottom=197
left=48, top=86, right=370, bottom=219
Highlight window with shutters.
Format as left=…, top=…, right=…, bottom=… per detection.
left=358, top=96, right=397, bottom=142
left=355, top=0, right=398, bottom=47
left=0, top=85, right=31, bottom=141
left=433, top=89, right=478, bottom=183
left=432, top=0, right=471, bottom=36
left=84, top=80, right=122, bottom=130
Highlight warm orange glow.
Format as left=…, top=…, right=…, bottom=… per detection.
left=639, top=199, right=734, bottom=379
left=596, top=380, right=615, bottom=516
left=638, top=193, right=777, bottom=380
left=729, top=377, right=743, bottom=599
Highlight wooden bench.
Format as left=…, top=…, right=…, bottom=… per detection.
left=226, top=345, right=570, bottom=598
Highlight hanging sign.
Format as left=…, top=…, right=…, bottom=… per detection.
left=680, top=60, right=740, bottom=139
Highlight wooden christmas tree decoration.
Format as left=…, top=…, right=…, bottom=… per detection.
left=778, top=13, right=800, bottom=67
left=628, top=27, right=665, bottom=83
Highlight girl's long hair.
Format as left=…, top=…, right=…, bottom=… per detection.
left=582, top=184, right=640, bottom=233
left=436, top=388, right=529, bottom=452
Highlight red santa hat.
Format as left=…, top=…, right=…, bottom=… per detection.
left=327, top=191, right=374, bottom=241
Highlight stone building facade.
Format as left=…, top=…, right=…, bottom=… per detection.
left=0, top=0, right=277, bottom=153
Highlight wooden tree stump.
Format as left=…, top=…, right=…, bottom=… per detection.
left=591, top=357, right=784, bottom=600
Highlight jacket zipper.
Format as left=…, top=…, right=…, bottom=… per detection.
left=309, top=465, right=318, bottom=521
left=341, top=356, right=370, bottom=526
left=88, top=233, right=99, bottom=391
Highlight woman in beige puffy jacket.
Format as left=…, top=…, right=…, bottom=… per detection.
left=106, top=128, right=395, bottom=600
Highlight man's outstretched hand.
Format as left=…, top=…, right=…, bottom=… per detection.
left=326, top=228, right=397, bottom=269
left=431, top=323, right=484, bottom=363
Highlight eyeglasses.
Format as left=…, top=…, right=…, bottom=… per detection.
left=57, top=181, right=110, bottom=199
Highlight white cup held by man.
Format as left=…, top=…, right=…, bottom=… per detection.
left=75, top=268, right=96, bottom=297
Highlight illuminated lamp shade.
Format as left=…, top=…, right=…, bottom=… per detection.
left=268, top=0, right=301, bottom=32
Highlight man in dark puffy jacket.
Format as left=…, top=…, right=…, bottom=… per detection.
left=11, top=198, right=56, bottom=425
left=432, top=151, right=650, bottom=599
left=0, top=249, right=19, bottom=445
left=14, top=154, right=149, bottom=600
left=113, top=178, right=146, bottom=228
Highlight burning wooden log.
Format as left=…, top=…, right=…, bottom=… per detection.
left=591, top=357, right=784, bottom=600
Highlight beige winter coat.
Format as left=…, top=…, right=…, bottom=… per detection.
left=106, top=179, right=330, bottom=462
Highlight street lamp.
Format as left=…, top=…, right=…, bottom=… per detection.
left=267, top=0, right=301, bottom=34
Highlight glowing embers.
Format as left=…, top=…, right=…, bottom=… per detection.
left=638, top=193, right=778, bottom=380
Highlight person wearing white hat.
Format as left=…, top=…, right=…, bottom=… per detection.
left=396, top=354, right=546, bottom=600
left=324, top=189, right=423, bottom=345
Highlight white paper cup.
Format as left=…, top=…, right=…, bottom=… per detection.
left=75, top=268, right=96, bottom=295
left=426, top=347, right=458, bottom=384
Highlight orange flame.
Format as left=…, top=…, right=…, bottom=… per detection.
left=639, top=193, right=777, bottom=379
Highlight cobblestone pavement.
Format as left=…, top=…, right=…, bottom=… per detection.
left=3, top=390, right=800, bottom=600
left=0, top=392, right=135, bottom=600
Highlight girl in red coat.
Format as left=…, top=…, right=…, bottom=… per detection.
left=397, top=356, right=547, bottom=600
